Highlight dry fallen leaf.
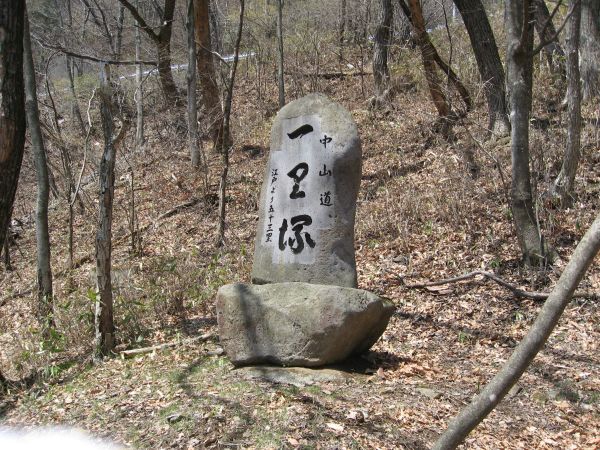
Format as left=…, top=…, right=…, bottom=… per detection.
left=326, top=422, right=345, bottom=433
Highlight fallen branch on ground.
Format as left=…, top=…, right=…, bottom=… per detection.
left=396, top=270, right=598, bottom=301
left=285, top=70, right=372, bottom=79
left=119, top=333, right=213, bottom=358
left=432, top=214, right=600, bottom=449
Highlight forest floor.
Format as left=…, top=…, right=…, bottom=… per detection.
left=0, top=50, right=599, bottom=449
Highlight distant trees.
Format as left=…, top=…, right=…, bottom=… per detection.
left=217, top=0, right=245, bottom=246
left=79, top=0, right=126, bottom=60
left=453, top=0, right=509, bottom=134
left=0, top=0, right=26, bottom=261
left=187, top=0, right=201, bottom=168
left=372, top=0, right=393, bottom=103
left=194, top=0, right=221, bottom=142
left=399, top=0, right=471, bottom=137
left=134, top=0, right=144, bottom=150
left=532, top=0, right=565, bottom=74
left=118, top=0, right=179, bottom=102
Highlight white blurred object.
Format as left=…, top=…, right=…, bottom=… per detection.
left=0, top=427, right=119, bottom=450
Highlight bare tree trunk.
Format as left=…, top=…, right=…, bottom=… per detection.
left=339, top=0, right=347, bottom=62
left=134, top=1, right=144, bottom=150
left=276, top=0, right=285, bottom=108
left=0, top=0, right=26, bottom=253
left=2, top=235, right=11, bottom=271
left=66, top=56, right=86, bottom=136
left=373, top=0, right=393, bottom=99
left=123, top=158, right=140, bottom=255
left=209, top=0, right=222, bottom=55
left=95, top=64, right=117, bottom=357
left=581, top=0, right=600, bottom=100
left=433, top=212, right=600, bottom=449
left=217, top=0, right=245, bottom=247
left=187, top=0, right=201, bottom=168
left=399, top=0, right=471, bottom=130
left=156, top=0, right=179, bottom=101
left=0, top=370, right=6, bottom=392
left=24, top=9, right=54, bottom=328
left=553, top=1, right=582, bottom=207
left=453, top=0, right=510, bottom=135
left=532, top=0, right=565, bottom=75
left=194, top=0, right=221, bottom=144
left=406, top=0, right=451, bottom=134
left=156, top=37, right=178, bottom=102
left=67, top=201, right=74, bottom=270
left=54, top=0, right=86, bottom=135
left=506, top=0, right=545, bottom=266
left=118, top=0, right=179, bottom=102
left=115, top=4, right=126, bottom=59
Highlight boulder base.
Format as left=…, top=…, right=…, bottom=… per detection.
left=216, top=282, right=395, bottom=367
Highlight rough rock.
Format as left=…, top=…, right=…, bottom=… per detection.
left=252, top=94, right=362, bottom=288
left=216, top=282, right=395, bottom=367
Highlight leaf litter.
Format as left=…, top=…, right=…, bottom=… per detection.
left=0, top=51, right=599, bottom=449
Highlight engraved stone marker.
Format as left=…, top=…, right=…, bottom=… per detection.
left=216, top=94, right=393, bottom=368
left=252, top=94, right=362, bottom=288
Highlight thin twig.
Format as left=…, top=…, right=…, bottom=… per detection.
left=119, top=333, right=214, bottom=358
left=33, top=35, right=157, bottom=66
left=71, top=88, right=97, bottom=208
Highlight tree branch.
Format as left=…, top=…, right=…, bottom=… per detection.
left=116, top=0, right=160, bottom=42
left=397, top=270, right=598, bottom=301
left=531, top=0, right=573, bottom=56
left=33, top=36, right=157, bottom=66
left=119, top=333, right=214, bottom=358
left=396, top=0, right=471, bottom=113
left=534, top=0, right=563, bottom=43
left=79, top=0, right=104, bottom=30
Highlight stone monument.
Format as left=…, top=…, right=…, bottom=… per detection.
left=217, top=94, right=394, bottom=367
left=251, top=94, right=361, bottom=288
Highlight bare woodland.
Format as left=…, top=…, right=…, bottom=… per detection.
left=0, top=0, right=599, bottom=448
